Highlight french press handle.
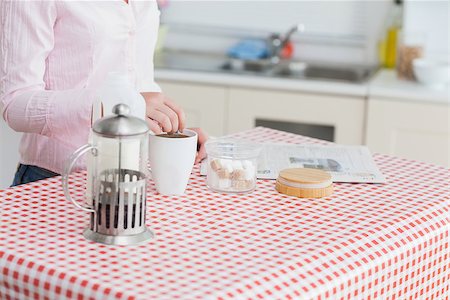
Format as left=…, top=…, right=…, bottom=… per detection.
left=61, top=144, right=97, bottom=213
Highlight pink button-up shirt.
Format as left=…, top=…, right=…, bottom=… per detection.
left=0, top=1, right=161, bottom=174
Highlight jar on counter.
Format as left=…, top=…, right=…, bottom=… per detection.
left=396, top=31, right=426, bottom=80
left=205, top=139, right=261, bottom=193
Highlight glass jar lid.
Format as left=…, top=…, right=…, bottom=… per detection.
left=93, top=104, right=148, bottom=137
left=205, top=139, right=261, bottom=160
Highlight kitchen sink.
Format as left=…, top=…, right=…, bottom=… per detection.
left=271, top=62, right=374, bottom=83
left=220, top=58, right=275, bottom=73
left=155, top=50, right=377, bottom=83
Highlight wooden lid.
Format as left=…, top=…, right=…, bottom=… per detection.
left=276, top=168, right=333, bottom=198
left=278, top=168, right=332, bottom=184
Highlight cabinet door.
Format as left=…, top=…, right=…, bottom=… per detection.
left=366, top=98, right=450, bottom=167
left=158, top=81, right=227, bottom=136
left=228, top=87, right=366, bottom=144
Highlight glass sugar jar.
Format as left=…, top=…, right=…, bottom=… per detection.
left=205, top=139, right=261, bottom=193
left=396, top=31, right=426, bottom=80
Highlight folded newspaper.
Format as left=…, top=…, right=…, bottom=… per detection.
left=201, top=143, right=386, bottom=183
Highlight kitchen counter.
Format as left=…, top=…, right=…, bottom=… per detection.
left=156, top=62, right=449, bottom=104
left=155, top=68, right=368, bottom=97
left=369, top=69, right=450, bottom=104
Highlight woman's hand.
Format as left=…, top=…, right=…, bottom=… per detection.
left=189, top=127, right=208, bottom=164
left=141, top=92, right=185, bottom=134
left=141, top=92, right=207, bottom=163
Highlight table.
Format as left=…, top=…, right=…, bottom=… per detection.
left=1, top=127, right=449, bottom=300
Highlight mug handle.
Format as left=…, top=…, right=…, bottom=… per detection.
left=62, top=144, right=97, bottom=214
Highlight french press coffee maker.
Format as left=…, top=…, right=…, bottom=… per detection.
left=62, top=104, right=154, bottom=245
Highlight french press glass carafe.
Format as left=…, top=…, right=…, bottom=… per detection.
left=62, top=104, right=153, bottom=245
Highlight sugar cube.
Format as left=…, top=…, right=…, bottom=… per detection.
left=217, top=169, right=231, bottom=179
left=231, top=169, right=246, bottom=180
left=242, top=160, right=253, bottom=169
left=210, top=159, right=222, bottom=172
left=231, top=160, right=243, bottom=170
left=219, top=179, right=231, bottom=189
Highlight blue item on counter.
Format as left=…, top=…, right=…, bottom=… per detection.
left=227, top=39, right=269, bottom=60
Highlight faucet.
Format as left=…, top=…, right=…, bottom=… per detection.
left=268, top=24, right=305, bottom=63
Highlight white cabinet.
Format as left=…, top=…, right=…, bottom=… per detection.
left=157, top=78, right=449, bottom=167
left=158, top=81, right=228, bottom=137
left=227, top=87, right=366, bottom=145
left=366, top=98, right=450, bottom=167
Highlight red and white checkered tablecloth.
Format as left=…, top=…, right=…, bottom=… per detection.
left=0, top=127, right=449, bottom=300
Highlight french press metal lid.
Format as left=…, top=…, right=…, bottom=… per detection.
left=93, top=103, right=148, bottom=137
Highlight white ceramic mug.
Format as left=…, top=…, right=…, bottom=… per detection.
left=149, top=129, right=198, bottom=195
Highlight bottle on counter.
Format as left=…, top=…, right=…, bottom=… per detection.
left=379, top=0, right=403, bottom=68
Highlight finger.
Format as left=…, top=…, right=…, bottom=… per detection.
left=165, top=99, right=186, bottom=131
left=156, top=104, right=179, bottom=133
left=195, top=143, right=207, bottom=164
left=193, top=128, right=208, bottom=164
left=146, top=118, right=163, bottom=134
left=195, top=128, right=208, bottom=150
left=148, top=110, right=172, bottom=133
left=197, top=128, right=208, bottom=144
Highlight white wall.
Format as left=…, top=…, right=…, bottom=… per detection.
left=0, top=121, right=21, bottom=188
left=403, top=0, right=449, bottom=59
left=161, top=1, right=450, bottom=64
left=162, top=1, right=368, bottom=39
left=161, top=0, right=392, bottom=65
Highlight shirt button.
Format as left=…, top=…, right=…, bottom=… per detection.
left=128, top=66, right=134, bottom=72
left=129, top=29, right=136, bottom=36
